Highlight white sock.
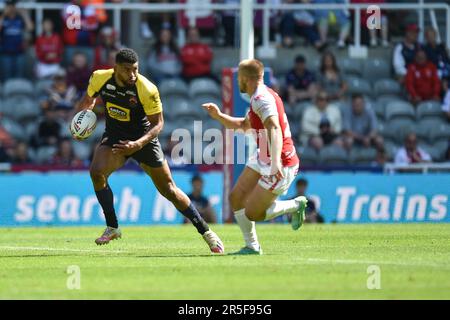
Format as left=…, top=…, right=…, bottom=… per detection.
left=234, top=209, right=260, bottom=250
left=264, top=200, right=298, bottom=221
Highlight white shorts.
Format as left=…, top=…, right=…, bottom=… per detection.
left=247, top=154, right=299, bottom=196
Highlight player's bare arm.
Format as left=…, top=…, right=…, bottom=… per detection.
left=263, top=115, right=284, bottom=179
left=112, top=112, right=164, bottom=156
left=202, top=102, right=251, bottom=130
left=76, top=93, right=97, bottom=111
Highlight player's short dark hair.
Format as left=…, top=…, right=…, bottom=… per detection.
left=116, top=48, right=139, bottom=64
left=191, top=174, right=203, bottom=183
left=296, top=178, right=308, bottom=187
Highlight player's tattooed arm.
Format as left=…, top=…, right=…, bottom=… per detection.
left=202, top=103, right=250, bottom=131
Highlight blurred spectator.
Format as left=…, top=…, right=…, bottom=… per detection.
left=0, top=0, right=34, bottom=81
left=180, top=26, right=214, bottom=82
left=179, top=0, right=216, bottom=31
left=395, top=132, right=431, bottom=165
left=351, top=0, right=388, bottom=47
left=35, top=19, right=64, bottom=79
left=405, top=49, right=441, bottom=105
left=93, top=26, right=121, bottom=71
left=147, top=28, right=181, bottom=83
left=342, top=94, right=383, bottom=150
left=301, top=90, right=342, bottom=150
left=422, top=27, right=450, bottom=89
left=279, top=0, right=325, bottom=50
left=0, top=114, right=15, bottom=148
left=286, top=55, right=317, bottom=105
left=0, top=143, right=10, bottom=162
left=62, top=0, right=99, bottom=46
left=443, top=89, right=450, bottom=121
left=374, top=147, right=387, bottom=166
left=317, top=51, right=347, bottom=100
left=393, top=24, right=420, bottom=83
left=140, top=0, right=174, bottom=40
left=82, top=0, right=108, bottom=25
left=186, top=174, right=217, bottom=224
left=35, top=110, right=61, bottom=147
left=67, top=52, right=91, bottom=95
left=313, top=0, right=350, bottom=48
left=11, top=141, right=32, bottom=164
left=41, top=69, right=78, bottom=120
left=50, top=138, right=82, bottom=166
left=293, top=178, right=323, bottom=223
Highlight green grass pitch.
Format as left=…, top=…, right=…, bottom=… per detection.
left=0, top=224, right=449, bottom=299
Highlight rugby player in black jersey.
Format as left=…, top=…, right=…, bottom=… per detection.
left=74, top=48, right=224, bottom=253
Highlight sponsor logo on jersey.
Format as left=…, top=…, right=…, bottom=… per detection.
left=101, top=91, right=116, bottom=98
left=106, top=84, right=116, bottom=91
left=126, top=90, right=136, bottom=96
left=106, top=102, right=130, bottom=121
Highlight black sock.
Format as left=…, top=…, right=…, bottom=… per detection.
left=95, top=185, right=118, bottom=228
left=181, top=203, right=209, bottom=235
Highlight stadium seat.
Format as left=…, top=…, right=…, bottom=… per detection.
left=362, top=59, right=391, bottom=82
left=416, top=100, right=443, bottom=120
left=36, top=146, right=57, bottom=164
left=372, top=101, right=386, bottom=120
left=385, top=101, right=415, bottom=121
left=211, top=56, right=239, bottom=76
left=72, top=140, right=92, bottom=161
left=429, top=123, right=450, bottom=144
left=293, top=101, right=312, bottom=121
left=374, top=79, right=402, bottom=96
left=383, top=139, right=399, bottom=160
left=35, top=79, right=53, bottom=97
left=192, top=94, right=221, bottom=113
left=319, top=145, right=348, bottom=165
left=203, top=118, right=223, bottom=131
left=2, top=96, right=40, bottom=121
left=297, top=146, right=318, bottom=165
left=350, top=147, right=377, bottom=164
left=386, top=118, right=416, bottom=144
left=189, top=78, right=221, bottom=97
left=3, top=78, right=34, bottom=97
left=339, top=57, right=363, bottom=77
left=0, top=117, right=27, bottom=141
left=419, top=143, right=444, bottom=162
left=159, top=78, right=189, bottom=98
left=345, top=76, right=372, bottom=96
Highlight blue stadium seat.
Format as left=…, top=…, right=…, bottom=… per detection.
left=36, top=146, right=57, bottom=164
left=416, top=100, right=443, bottom=120
left=297, top=146, right=318, bottom=165
left=362, top=58, right=391, bottom=82
left=159, top=78, right=189, bottom=98
left=350, top=147, right=377, bottom=164
left=430, top=123, right=450, bottom=144
left=293, top=101, right=312, bottom=122
left=2, top=96, right=40, bottom=121
left=212, top=56, right=239, bottom=76
left=72, top=140, right=92, bottom=161
left=3, top=78, right=34, bottom=97
left=385, top=100, right=415, bottom=121
left=0, top=117, right=27, bottom=141
left=345, top=76, right=372, bottom=96
left=319, top=145, right=348, bottom=165
left=383, top=139, right=399, bottom=160
left=386, top=118, right=416, bottom=144
left=339, top=57, right=363, bottom=77
left=374, top=79, right=402, bottom=96
left=35, top=79, right=54, bottom=97
left=189, top=78, right=220, bottom=97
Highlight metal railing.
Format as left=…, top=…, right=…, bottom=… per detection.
left=1, top=2, right=449, bottom=51
left=384, top=162, right=450, bottom=174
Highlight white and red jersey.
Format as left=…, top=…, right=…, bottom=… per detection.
left=248, top=84, right=299, bottom=167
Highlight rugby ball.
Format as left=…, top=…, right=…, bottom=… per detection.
left=70, top=110, right=97, bottom=140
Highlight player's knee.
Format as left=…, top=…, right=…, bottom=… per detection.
left=89, top=167, right=107, bottom=185
left=244, top=207, right=264, bottom=222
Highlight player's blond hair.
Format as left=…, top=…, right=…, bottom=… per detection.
left=238, top=59, right=264, bottom=79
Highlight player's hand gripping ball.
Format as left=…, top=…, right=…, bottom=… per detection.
left=70, top=110, right=97, bottom=140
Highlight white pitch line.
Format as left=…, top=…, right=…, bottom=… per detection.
left=297, top=257, right=450, bottom=269
left=0, top=246, right=125, bottom=254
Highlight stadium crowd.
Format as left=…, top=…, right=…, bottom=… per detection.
left=0, top=0, right=450, bottom=168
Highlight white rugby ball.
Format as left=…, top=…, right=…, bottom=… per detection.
left=70, top=110, right=97, bottom=140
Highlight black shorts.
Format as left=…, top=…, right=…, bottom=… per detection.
left=100, top=132, right=165, bottom=168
